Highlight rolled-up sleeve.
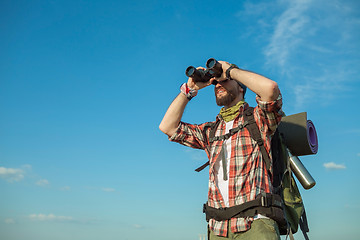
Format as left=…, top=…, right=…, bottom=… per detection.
left=169, top=121, right=209, bottom=150
left=255, top=93, right=283, bottom=134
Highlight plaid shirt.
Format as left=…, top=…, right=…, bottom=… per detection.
left=169, top=94, right=283, bottom=237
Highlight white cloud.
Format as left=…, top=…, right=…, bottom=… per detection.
left=36, top=179, right=50, bottom=187
left=0, top=165, right=54, bottom=188
left=133, top=224, right=144, bottom=229
left=5, top=218, right=15, bottom=224
left=323, top=162, right=346, bottom=170
left=0, top=167, right=25, bottom=182
left=60, top=186, right=71, bottom=191
left=29, top=214, right=73, bottom=222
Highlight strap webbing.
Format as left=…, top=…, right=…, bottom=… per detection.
left=203, top=193, right=283, bottom=221
left=194, top=120, right=221, bottom=172
left=299, top=210, right=310, bottom=240
left=209, top=121, right=249, bottom=143
left=195, top=162, right=209, bottom=172
left=195, top=118, right=249, bottom=172
left=243, top=107, right=271, bottom=171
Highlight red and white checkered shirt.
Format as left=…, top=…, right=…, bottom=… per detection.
left=169, top=95, right=283, bottom=237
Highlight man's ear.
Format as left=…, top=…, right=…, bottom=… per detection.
left=239, top=86, right=244, bottom=99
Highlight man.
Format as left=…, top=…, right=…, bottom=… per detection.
left=159, top=60, right=283, bottom=240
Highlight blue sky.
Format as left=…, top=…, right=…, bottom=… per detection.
left=1, top=0, right=359, bottom=239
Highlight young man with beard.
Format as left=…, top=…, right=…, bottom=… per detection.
left=159, top=60, right=283, bottom=240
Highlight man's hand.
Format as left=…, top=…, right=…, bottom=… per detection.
left=206, top=60, right=232, bottom=86
left=216, top=61, right=231, bottom=81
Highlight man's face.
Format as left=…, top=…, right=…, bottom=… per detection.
left=214, top=79, right=242, bottom=107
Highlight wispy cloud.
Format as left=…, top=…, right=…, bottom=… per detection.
left=27, top=214, right=98, bottom=225
left=184, top=148, right=207, bottom=161
left=133, top=224, right=144, bottom=229
left=264, top=0, right=311, bottom=69
left=0, top=166, right=25, bottom=182
left=36, top=179, right=50, bottom=187
left=270, top=1, right=359, bottom=109
left=240, top=0, right=360, bottom=109
left=0, top=164, right=55, bottom=187
left=60, top=186, right=71, bottom=191
left=345, top=203, right=360, bottom=209
left=323, top=162, right=346, bottom=170
left=29, top=214, right=73, bottom=222
left=5, top=218, right=15, bottom=224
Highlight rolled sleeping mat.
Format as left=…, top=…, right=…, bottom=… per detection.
left=277, top=112, right=318, bottom=156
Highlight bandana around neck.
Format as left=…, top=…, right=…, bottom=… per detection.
left=219, top=100, right=246, bottom=122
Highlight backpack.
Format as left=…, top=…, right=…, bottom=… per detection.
left=196, top=107, right=310, bottom=240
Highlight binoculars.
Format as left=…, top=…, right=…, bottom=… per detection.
left=185, top=58, right=223, bottom=83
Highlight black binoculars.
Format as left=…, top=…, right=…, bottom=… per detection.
left=185, top=58, right=223, bottom=83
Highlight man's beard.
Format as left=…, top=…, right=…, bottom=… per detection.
left=215, top=87, right=238, bottom=106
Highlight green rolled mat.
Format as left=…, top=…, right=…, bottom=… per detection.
left=277, top=112, right=318, bottom=156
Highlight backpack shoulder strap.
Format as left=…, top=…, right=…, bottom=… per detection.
left=243, top=107, right=271, bottom=171
left=195, top=119, right=221, bottom=172
left=209, top=119, right=221, bottom=142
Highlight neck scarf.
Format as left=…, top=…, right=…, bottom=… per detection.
left=219, top=100, right=245, bottom=122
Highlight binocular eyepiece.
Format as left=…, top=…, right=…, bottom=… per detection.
left=185, top=58, right=223, bottom=83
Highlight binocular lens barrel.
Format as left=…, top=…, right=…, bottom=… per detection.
left=206, top=58, right=217, bottom=69
left=185, top=66, right=211, bottom=83
left=206, top=58, right=223, bottom=77
left=185, top=66, right=196, bottom=78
